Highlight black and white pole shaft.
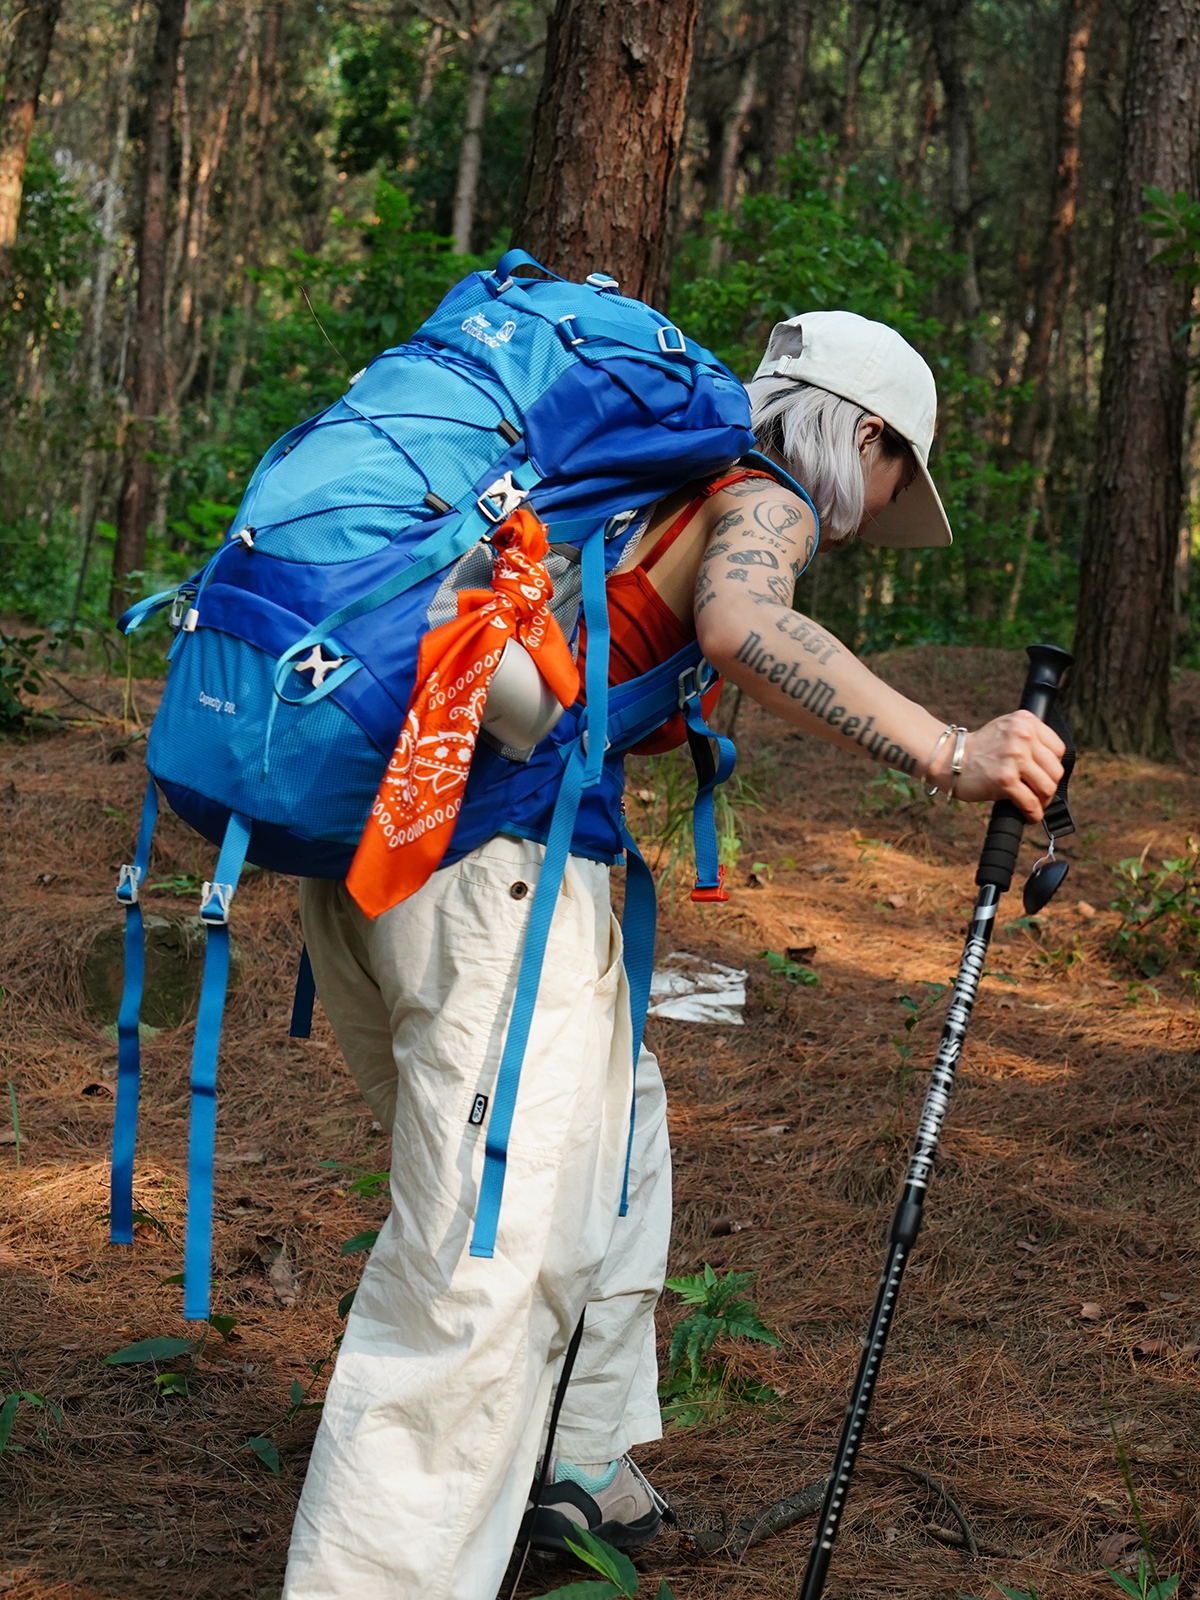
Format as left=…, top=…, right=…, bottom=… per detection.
left=797, top=644, right=1073, bottom=1600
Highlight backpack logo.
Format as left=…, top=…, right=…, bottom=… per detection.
left=462, top=312, right=517, bottom=349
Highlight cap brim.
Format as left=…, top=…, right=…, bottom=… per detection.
left=857, top=453, right=952, bottom=549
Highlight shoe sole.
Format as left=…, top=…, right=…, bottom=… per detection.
left=528, top=1507, right=662, bottom=1556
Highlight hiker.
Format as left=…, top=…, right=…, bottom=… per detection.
left=279, top=307, right=1064, bottom=1600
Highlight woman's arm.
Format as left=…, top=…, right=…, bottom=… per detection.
left=693, top=482, right=1065, bottom=820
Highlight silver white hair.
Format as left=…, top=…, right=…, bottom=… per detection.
left=746, top=377, right=874, bottom=545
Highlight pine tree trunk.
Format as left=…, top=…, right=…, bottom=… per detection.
left=0, top=0, right=64, bottom=292
left=110, top=0, right=188, bottom=617
left=1072, top=0, right=1200, bottom=755
left=709, top=45, right=759, bottom=271
left=452, top=68, right=494, bottom=252
left=67, top=5, right=142, bottom=652
left=223, top=0, right=281, bottom=409
left=511, top=0, right=701, bottom=305
left=762, top=0, right=813, bottom=182
left=926, top=0, right=983, bottom=352
left=1009, top=0, right=1102, bottom=465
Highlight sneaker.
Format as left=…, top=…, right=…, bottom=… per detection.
left=525, top=1455, right=673, bottom=1555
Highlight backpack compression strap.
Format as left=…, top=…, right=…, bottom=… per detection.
left=110, top=778, right=160, bottom=1246
left=183, top=811, right=252, bottom=1320
left=470, top=521, right=610, bottom=1259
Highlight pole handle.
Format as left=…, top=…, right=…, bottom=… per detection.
left=975, top=643, right=1073, bottom=892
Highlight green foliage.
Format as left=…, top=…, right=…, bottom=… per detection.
left=533, top=1528, right=675, bottom=1599
left=857, top=767, right=933, bottom=816
left=340, top=1230, right=380, bottom=1256
left=247, top=1434, right=281, bottom=1474
left=626, top=749, right=759, bottom=894
left=759, top=948, right=820, bottom=987
left=1109, top=845, right=1200, bottom=980
left=659, top=1264, right=780, bottom=1427
left=0, top=630, right=70, bottom=732
left=0, top=1390, right=61, bottom=1454
left=104, top=1337, right=195, bottom=1365
left=674, top=140, right=1074, bottom=653
left=1104, top=1561, right=1179, bottom=1600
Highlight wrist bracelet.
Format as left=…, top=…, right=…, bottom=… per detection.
left=923, top=726, right=953, bottom=796
left=946, top=726, right=968, bottom=801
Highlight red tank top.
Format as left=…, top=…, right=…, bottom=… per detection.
left=577, top=467, right=775, bottom=755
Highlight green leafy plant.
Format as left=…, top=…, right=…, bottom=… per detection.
left=1109, top=845, right=1200, bottom=979
left=760, top=947, right=820, bottom=987
left=0, top=1389, right=61, bottom=1454
left=891, top=982, right=948, bottom=1096
left=658, top=1264, right=780, bottom=1427
left=0, top=630, right=57, bottom=731
left=1104, top=1418, right=1180, bottom=1599
left=535, top=1528, right=675, bottom=1598
left=857, top=767, right=932, bottom=816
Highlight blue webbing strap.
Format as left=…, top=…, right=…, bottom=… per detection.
left=288, top=945, right=316, bottom=1039
left=267, top=458, right=544, bottom=687
left=470, top=523, right=611, bottom=1257
left=183, top=812, right=252, bottom=1321
left=580, top=523, right=609, bottom=789
left=617, top=825, right=657, bottom=1216
left=470, top=742, right=588, bottom=1259
left=680, top=677, right=737, bottom=894
left=110, top=778, right=160, bottom=1246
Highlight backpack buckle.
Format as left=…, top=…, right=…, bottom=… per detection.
left=116, top=863, right=142, bottom=905
left=199, top=881, right=235, bottom=925
left=656, top=325, right=687, bottom=355
left=678, top=663, right=714, bottom=710
left=477, top=471, right=528, bottom=524
left=691, top=864, right=729, bottom=903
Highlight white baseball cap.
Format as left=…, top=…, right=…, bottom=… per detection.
left=751, top=309, right=952, bottom=549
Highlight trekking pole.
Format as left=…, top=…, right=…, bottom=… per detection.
left=797, top=643, right=1075, bottom=1600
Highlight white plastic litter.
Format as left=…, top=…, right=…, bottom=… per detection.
left=647, top=951, right=747, bottom=1025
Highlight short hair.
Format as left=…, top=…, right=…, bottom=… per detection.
left=746, top=378, right=912, bottom=544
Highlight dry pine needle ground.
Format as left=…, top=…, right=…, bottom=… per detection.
left=2, top=646, right=1200, bottom=1600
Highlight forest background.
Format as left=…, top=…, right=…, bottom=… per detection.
left=0, top=0, right=1196, bottom=708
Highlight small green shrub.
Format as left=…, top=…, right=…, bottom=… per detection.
left=536, top=1528, right=674, bottom=1598
left=658, top=1264, right=780, bottom=1427
left=1109, top=845, right=1200, bottom=979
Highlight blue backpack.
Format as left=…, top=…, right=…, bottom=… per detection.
left=110, top=250, right=811, bottom=1318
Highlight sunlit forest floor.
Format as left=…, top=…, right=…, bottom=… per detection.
left=3, top=646, right=1200, bottom=1600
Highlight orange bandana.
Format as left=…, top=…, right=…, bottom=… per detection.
left=347, top=507, right=580, bottom=918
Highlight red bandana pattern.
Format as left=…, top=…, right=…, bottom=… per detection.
left=347, top=507, right=580, bottom=918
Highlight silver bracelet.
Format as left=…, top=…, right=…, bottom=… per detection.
left=946, top=726, right=968, bottom=801
left=923, top=726, right=953, bottom=795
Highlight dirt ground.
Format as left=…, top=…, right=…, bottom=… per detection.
left=3, top=644, right=1200, bottom=1600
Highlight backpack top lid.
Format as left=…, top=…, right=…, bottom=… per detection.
left=238, top=256, right=756, bottom=559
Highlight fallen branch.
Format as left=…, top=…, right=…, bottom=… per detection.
left=926, top=1522, right=1018, bottom=1560
left=679, top=1476, right=828, bottom=1559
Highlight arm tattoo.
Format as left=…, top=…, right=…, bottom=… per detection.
left=727, top=547, right=779, bottom=569
left=710, top=508, right=745, bottom=538
left=754, top=500, right=803, bottom=537
left=733, top=631, right=918, bottom=774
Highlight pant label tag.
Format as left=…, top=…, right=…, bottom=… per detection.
left=469, top=1093, right=489, bottom=1126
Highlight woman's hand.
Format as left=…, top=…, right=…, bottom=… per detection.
left=927, top=711, right=1064, bottom=822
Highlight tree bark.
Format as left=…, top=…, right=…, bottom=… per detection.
left=1008, top=0, right=1103, bottom=464
left=511, top=0, right=701, bottom=305
left=68, top=5, right=142, bottom=653
left=1072, top=0, right=1200, bottom=756
left=223, top=0, right=281, bottom=409
left=0, top=0, right=64, bottom=292
left=110, top=0, right=188, bottom=617
left=762, top=0, right=813, bottom=182
left=709, top=41, right=759, bottom=271
left=451, top=7, right=505, bottom=256
left=925, top=0, right=984, bottom=366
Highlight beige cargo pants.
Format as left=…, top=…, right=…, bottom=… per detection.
left=281, top=835, right=671, bottom=1600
